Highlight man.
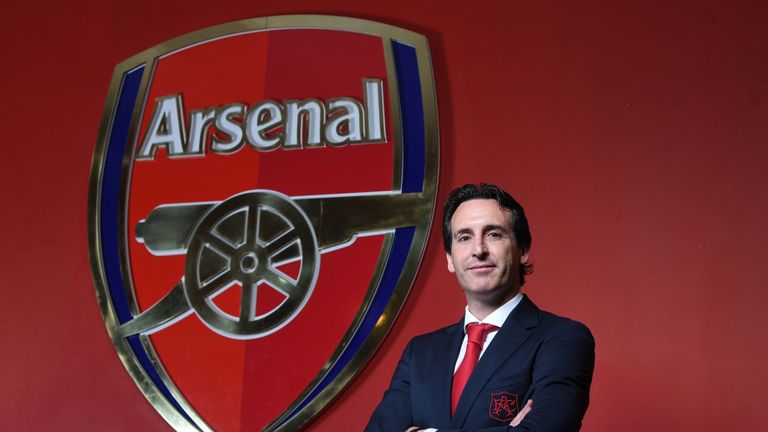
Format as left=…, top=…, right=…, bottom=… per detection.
left=366, top=184, right=594, bottom=431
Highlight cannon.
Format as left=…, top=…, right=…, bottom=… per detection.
left=118, top=189, right=431, bottom=339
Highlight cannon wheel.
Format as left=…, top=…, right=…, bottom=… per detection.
left=184, top=190, right=318, bottom=338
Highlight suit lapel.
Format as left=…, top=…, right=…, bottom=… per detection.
left=426, top=319, right=465, bottom=427
left=451, top=295, right=539, bottom=428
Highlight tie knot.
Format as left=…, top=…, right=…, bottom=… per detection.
left=465, top=323, right=498, bottom=344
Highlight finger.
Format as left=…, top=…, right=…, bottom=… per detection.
left=510, top=399, right=534, bottom=427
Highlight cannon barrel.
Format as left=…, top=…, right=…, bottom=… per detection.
left=135, top=192, right=430, bottom=255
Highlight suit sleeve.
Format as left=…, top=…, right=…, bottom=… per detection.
left=365, top=340, right=416, bottom=432
left=513, top=321, right=595, bottom=432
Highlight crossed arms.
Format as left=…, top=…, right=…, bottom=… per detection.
left=366, top=318, right=594, bottom=432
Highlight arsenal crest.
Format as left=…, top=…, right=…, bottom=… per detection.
left=489, top=391, right=519, bottom=423
left=88, top=16, right=438, bottom=431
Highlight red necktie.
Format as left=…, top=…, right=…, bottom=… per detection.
left=451, top=323, right=498, bottom=415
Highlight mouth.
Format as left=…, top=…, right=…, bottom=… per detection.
left=467, top=264, right=495, bottom=271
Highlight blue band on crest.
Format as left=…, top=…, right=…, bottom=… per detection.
left=100, top=67, right=200, bottom=430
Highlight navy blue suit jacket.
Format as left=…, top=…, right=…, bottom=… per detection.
left=366, top=295, right=594, bottom=432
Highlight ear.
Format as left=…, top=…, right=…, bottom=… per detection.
left=520, top=249, right=530, bottom=263
left=445, top=251, right=456, bottom=273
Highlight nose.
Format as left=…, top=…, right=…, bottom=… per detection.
left=471, top=237, right=488, bottom=258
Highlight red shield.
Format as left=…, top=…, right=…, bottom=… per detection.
left=489, top=391, right=519, bottom=423
left=89, top=16, right=438, bottom=431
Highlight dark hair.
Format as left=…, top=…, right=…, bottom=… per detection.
left=442, top=183, right=533, bottom=285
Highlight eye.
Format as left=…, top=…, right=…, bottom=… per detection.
left=487, top=231, right=503, bottom=240
left=456, top=234, right=471, bottom=242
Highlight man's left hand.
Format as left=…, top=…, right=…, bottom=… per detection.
left=510, top=399, right=533, bottom=427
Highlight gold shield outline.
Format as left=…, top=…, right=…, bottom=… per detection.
left=89, top=15, right=439, bottom=431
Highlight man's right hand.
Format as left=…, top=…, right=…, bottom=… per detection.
left=510, top=399, right=533, bottom=427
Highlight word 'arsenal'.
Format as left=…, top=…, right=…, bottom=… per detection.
left=137, top=78, right=386, bottom=159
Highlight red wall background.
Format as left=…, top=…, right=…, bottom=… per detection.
left=2, top=1, right=767, bottom=430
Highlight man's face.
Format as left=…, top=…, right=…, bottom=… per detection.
left=445, top=199, right=526, bottom=304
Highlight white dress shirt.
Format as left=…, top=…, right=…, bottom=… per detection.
left=453, top=292, right=524, bottom=372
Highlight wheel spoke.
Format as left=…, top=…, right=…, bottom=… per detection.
left=240, top=283, right=256, bottom=323
left=265, top=228, right=298, bottom=256
left=246, top=203, right=261, bottom=247
left=199, top=270, right=234, bottom=298
left=261, top=268, right=299, bottom=297
left=203, top=232, right=236, bottom=257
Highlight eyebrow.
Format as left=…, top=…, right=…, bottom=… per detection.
left=453, top=224, right=510, bottom=237
left=454, top=228, right=472, bottom=237
left=483, top=224, right=509, bottom=232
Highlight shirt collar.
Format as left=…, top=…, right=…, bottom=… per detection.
left=463, top=292, right=524, bottom=332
